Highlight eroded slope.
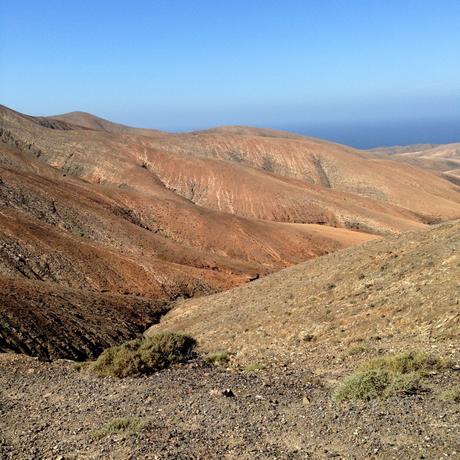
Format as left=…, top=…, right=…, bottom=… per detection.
left=149, top=221, right=460, bottom=366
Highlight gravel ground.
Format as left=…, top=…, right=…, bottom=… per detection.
left=1, top=352, right=459, bottom=460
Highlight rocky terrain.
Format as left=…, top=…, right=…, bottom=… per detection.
left=2, top=105, right=459, bottom=359
left=0, top=103, right=459, bottom=458
left=1, top=222, right=459, bottom=459
left=0, top=278, right=167, bottom=360
left=148, top=221, right=460, bottom=368
left=1, top=350, right=459, bottom=460
left=4, top=105, right=460, bottom=231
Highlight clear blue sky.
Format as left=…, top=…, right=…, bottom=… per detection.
left=1, top=0, right=459, bottom=146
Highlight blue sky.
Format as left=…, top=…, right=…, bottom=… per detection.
left=1, top=0, right=459, bottom=146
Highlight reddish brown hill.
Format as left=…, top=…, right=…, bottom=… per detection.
left=144, top=128, right=460, bottom=221
left=141, top=148, right=426, bottom=233
left=0, top=111, right=377, bottom=358
left=370, top=142, right=460, bottom=186
left=50, top=110, right=165, bottom=137
left=1, top=105, right=459, bottom=358
left=2, top=106, right=459, bottom=232
left=0, top=277, right=167, bottom=360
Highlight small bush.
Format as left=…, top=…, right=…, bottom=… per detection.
left=245, top=362, right=265, bottom=373
left=84, top=332, right=196, bottom=378
left=92, top=417, right=149, bottom=438
left=439, top=386, right=460, bottom=403
left=205, top=350, right=230, bottom=367
left=340, top=344, right=369, bottom=359
left=333, top=351, right=445, bottom=401
left=333, top=369, right=390, bottom=401
left=359, top=352, right=446, bottom=375
left=383, top=372, right=421, bottom=396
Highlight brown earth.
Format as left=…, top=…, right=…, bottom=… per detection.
left=1, top=103, right=460, bottom=459
left=1, top=222, right=459, bottom=459
left=148, top=221, right=460, bottom=368
left=143, top=127, right=460, bottom=222
left=1, top=348, right=459, bottom=460
left=0, top=142, right=374, bottom=359
left=0, top=278, right=167, bottom=360
left=1, top=105, right=459, bottom=361
left=3, top=106, right=460, bottom=231
left=370, top=143, right=460, bottom=186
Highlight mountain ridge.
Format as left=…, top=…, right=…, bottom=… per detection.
left=1, top=104, right=459, bottom=359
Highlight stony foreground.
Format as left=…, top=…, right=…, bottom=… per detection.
left=1, top=351, right=459, bottom=460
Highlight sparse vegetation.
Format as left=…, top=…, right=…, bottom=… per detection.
left=91, top=417, right=149, bottom=438
left=333, top=351, right=447, bottom=401
left=245, top=363, right=266, bottom=372
left=228, top=149, right=244, bottom=162
left=205, top=350, right=230, bottom=366
left=439, top=386, right=460, bottom=403
left=83, top=332, right=197, bottom=378
left=261, top=156, right=275, bottom=172
left=340, top=343, right=370, bottom=359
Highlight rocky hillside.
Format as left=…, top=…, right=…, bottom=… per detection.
left=2, top=222, right=459, bottom=459
left=3, top=105, right=460, bottom=231
left=1, top=105, right=459, bottom=458
left=0, top=141, right=375, bottom=359
left=370, top=142, right=460, bottom=186
left=1, top=105, right=459, bottom=360
left=149, top=221, right=460, bottom=367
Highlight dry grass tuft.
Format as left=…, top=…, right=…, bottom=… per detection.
left=91, top=417, right=149, bottom=438
left=205, top=350, right=230, bottom=366
left=245, top=362, right=266, bottom=373
left=439, top=386, right=460, bottom=403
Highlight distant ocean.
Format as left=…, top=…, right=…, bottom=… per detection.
left=279, top=119, right=460, bottom=149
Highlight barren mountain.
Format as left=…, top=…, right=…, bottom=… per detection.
left=0, top=106, right=382, bottom=359
left=2, top=106, right=460, bottom=231
left=2, top=222, right=459, bottom=460
left=1, top=105, right=460, bottom=360
left=1, top=141, right=374, bottom=359
left=148, top=221, right=460, bottom=366
left=1, top=105, right=460, bottom=459
left=50, top=110, right=165, bottom=137
left=144, top=128, right=460, bottom=222
left=370, top=142, right=460, bottom=186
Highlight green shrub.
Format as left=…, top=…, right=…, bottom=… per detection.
left=333, top=368, right=390, bottom=401
left=383, top=372, right=421, bottom=396
left=359, top=352, right=446, bottom=375
left=439, top=386, right=460, bottom=403
left=244, top=362, right=265, bottom=373
left=333, top=351, right=445, bottom=401
left=205, top=350, right=230, bottom=366
left=84, top=332, right=196, bottom=378
left=91, top=417, right=149, bottom=438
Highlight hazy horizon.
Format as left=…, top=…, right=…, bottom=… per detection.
left=3, top=101, right=459, bottom=149
left=280, top=118, right=460, bottom=149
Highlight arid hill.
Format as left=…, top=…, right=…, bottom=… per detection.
left=1, top=105, right=459, bottom=359
left=1, top=106, right=460, bottom=459
left=0, top=140, right=374, bottom=359
left=2, top=105, right=460, bottom=231
left=148, top=221, right=459, bottom=366
left=144, top=127, right=460, bottom=222
left=370, top=142, right=460, bottom=186
left=2, top=222, right=459, bottom=460
left=50, top=110, right=165, bottom=137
